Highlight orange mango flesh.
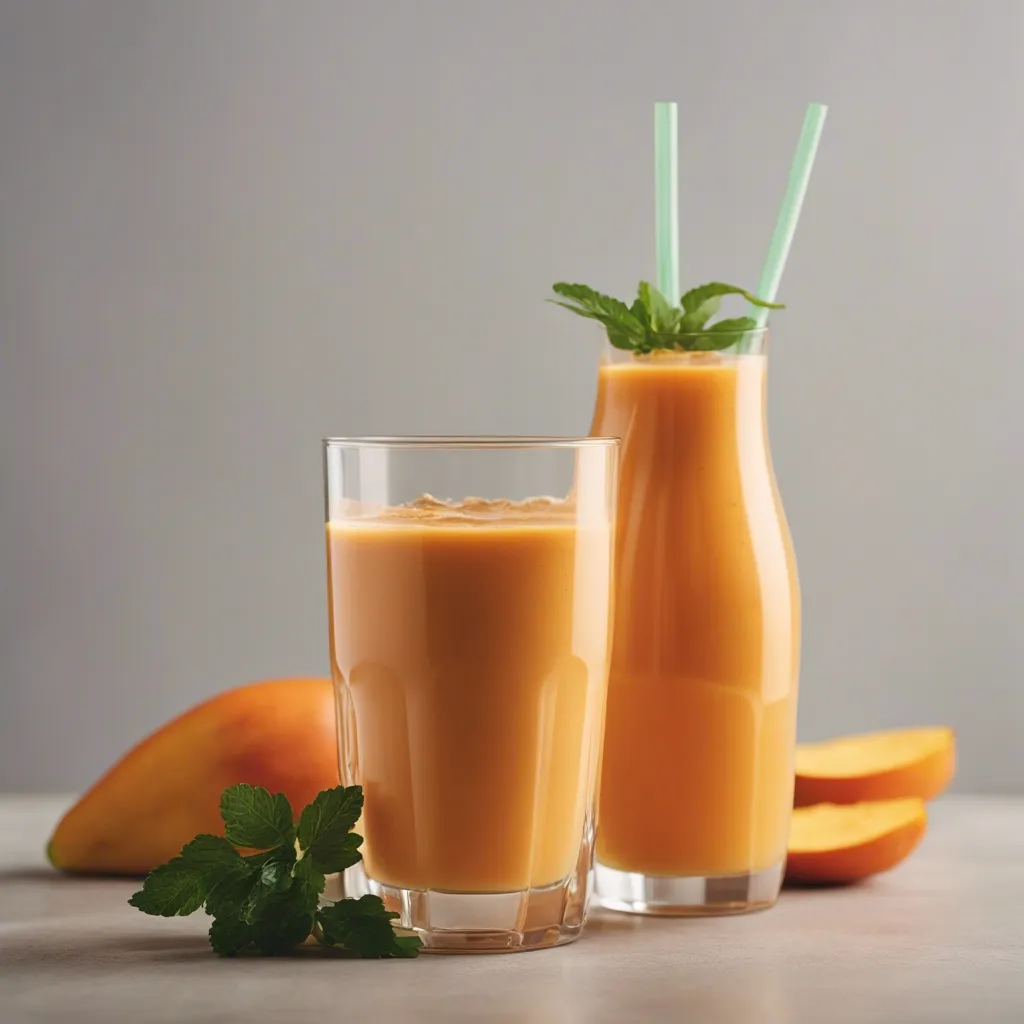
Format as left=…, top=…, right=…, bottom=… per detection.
left=47, top=678, right=339, bottom=875
left=786, top=798, right=928, bottom=884
left=794, top=727, right=956, bottom=807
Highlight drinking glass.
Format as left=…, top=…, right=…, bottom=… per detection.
left=323, top=437, right=619, bottom=951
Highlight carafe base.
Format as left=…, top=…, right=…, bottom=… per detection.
left=594, top=859, right=784, bottom=916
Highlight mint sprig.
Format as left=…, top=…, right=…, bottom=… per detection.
left=550, top=280, right=783, bottom=353
left=129, top=783, right=421, bottom=959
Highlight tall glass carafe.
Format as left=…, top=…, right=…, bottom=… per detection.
left=591, top=329, right=801, bottom=915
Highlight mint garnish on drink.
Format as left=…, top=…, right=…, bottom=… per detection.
left=550, top=280, right=784, bottom=353
left=129, top=783, right=421, bottom=958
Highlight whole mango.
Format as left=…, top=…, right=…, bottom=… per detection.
left=47, top=677, right=339, bottom=875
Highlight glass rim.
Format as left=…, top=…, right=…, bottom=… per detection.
left=659, top=325, right=768, bottom=338
left=625, top=327, right=769, bottom=343
left=322, top=435, right=621, bottom=450
left=594, top=325, right=770, bottom=343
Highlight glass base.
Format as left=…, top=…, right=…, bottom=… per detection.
left=341, top=866, right=590, bottom=953
left=594, top=860, right=784, bottom=916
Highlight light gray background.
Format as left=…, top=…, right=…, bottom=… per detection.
left=1, top=0, right=1020, bottom=793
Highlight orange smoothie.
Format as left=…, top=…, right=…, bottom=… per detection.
left=326, top=498, right=613, bottom=893
left=591, top=353, right=800, bottom=878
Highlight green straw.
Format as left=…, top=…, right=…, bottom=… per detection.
left=751, top=101, right=828, bottom=328
left=654, top=101, right=679, bottom=303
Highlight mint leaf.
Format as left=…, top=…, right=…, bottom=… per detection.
left=130, top=835, right=253, bottom=918
left=241, top=847, right=320, bottom=953
left=551, top=283, right=640, bottom=328
left=708, top=316, right=758, bottom=333
left=317, top=894, right=423, bottom=959
left=628, top=297, right=650, bottom=328
left=180, top=834, right=246, bottom=879
left=312, top=833, right=362, bottom=876
left=296, top=786, right=364, bottom=874
left=248, top=891, right=316, bottom=955
left=625, top=300, right=657, bottom=353
left=205, top=870, right=259, bottom=919
left=680, top=285, right=732, bottom=331
left=391, top=936, right=424, bottom=958
left=679, top=284, right=782, bottom=334
left=681, top=282, right=728, bottom=314
left=128, top=859, right=206, bottom=917
left=259, top=852, right=297, bottom=893
left=549, top=283, right=647, bottom=352
left=183, top=835, right=256, bottom=916
left=220, top=784, right=295, bottom=850
left=293, top=855, right=327, bottom=906
left=687, top=317, right=761, bottom=352
left=638, top=281, right=679, bottom=333
left=607, top=325, right=639, bottom=350
left=209, top=916, right=257, bottom=957
left=679, top=299, right=720, bottom=333
left=548, top=301, right=635, bottom=333
left=682, top=282, right=783, bottom=314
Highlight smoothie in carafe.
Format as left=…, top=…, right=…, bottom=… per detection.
left=551, top=273, right=805, bottom=914
left=591, top=348, right=800, bottom=880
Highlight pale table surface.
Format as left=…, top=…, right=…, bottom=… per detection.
left=0, top=796, right=1021, bottom=1023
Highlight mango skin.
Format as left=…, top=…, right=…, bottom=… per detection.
left=47, top=678, right=339, bottom=875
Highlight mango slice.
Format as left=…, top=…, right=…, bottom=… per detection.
left=786, top=798, right=928, bottom=884
left=794, top=727, right=955, bottom=807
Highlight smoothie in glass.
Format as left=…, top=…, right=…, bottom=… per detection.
left=326, top=499, right=612, bottom=893
left=322, top=435, right=619, bottom=951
